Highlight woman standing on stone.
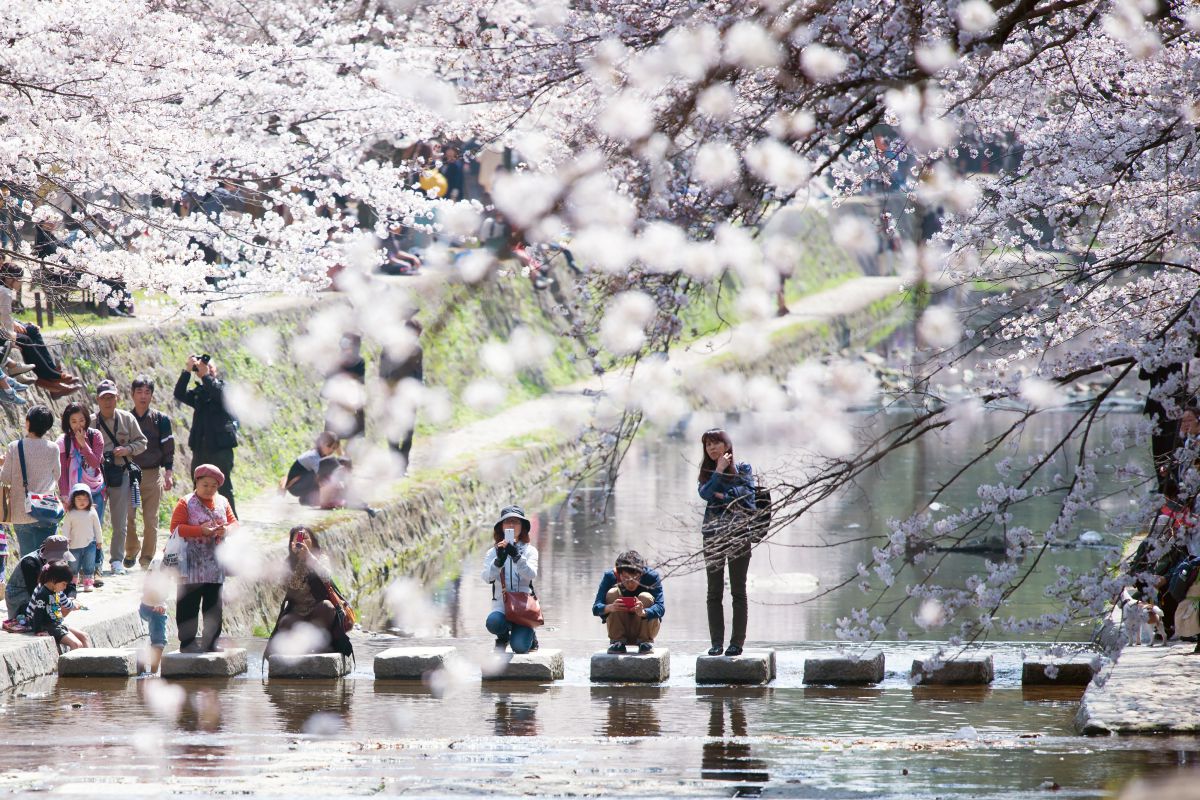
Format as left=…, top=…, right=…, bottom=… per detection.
left=169, top=464, right=237, bottom=653
left=697, top=428, right=756, bottom=657
left=481, top=505, right=540, bottom=654
left=264, top=526, right=352, bottom=657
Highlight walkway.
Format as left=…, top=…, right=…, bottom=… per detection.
left=1077, top=641, right=1200, bottom=734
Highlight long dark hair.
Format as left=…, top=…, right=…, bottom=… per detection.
left=286, top=526, right=322, bottom=567
left=60, top=402, right=92, bottom=453
left=698, top=428, right=734, bottom=484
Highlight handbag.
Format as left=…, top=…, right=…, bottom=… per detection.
left=499, top=568, right=544, bottom=628
left=326, top=580, right=356, bottom=632
left=162, top=529, right=188, bottom=574
left=17, top=441, right=64, bottom=524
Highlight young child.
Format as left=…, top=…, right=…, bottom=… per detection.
left=62, top=483, right=102, bottom=591
left=28, top=561, right=91, bottom=650
left=138, top=557, right=171, bottom=674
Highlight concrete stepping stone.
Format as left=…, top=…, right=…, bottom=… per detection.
left=58, top=648, right=138, bottom=678
left=696, top=649, right=776, bottom=684
left=911, top=655, right=993, bottom=685
left=161, top=648, right=248, bottom=678
left=590, top=648, right=670, bottom=683
left=482, top=649, right=565, bottom=681
left=268, top=653, right=351, bottom=679
left=1022, top=658, right=1097, bottom=686
left=803, top=652, right=885, bottom=685
left=374, top=646, right=457, bottom=680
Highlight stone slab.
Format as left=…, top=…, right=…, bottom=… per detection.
left=911, top=655, right=994, bottom=685
left=696, top=650, right=776, bottom=684
left=482, top=649, right=565, bottom=682
left=590, top=649, right=670, bottom=683
left=161, top=648, right=248, bottom=678
left=803, top=652, right=885, bottom=685
left=1022, top=659, right=1097, bottom=686
left=58, top=648, right=138, bottom=678
left=268, top=653, right=351, bottom=679
left=374, top=647, right=457, bottom=680
left=1076, top=643, right=1198, bottom=734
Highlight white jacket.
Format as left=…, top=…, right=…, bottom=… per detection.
left=62, top=508, right=102, bottom=550
left=481, top=542, right=539, bottom=614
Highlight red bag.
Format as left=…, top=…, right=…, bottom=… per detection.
left=500, top=570, right=543, bottom=628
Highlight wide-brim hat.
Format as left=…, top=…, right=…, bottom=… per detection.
left=493, top=505, right=531, bottom=536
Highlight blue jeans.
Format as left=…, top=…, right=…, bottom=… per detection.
left=13, top=522, right=59, bottom=558
left=92, top=490, right=106, bottom=528
left=486, top=610, right=536, bottom=654
left=139, top=603, right=168, bottom=647
left=69, top=544, right=98, bottom=579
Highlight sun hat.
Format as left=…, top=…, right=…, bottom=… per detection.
left=493, top=504, right=531, bottom=536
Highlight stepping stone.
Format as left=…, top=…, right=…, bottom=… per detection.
left=161, top=648, right=248, bottom=678
left=911, top=655, right=993, bottom=685
left=58, top=648, right=137, bottom=678
left=804, top=652, right=885, bottom=685
left=590, top=648, right=670, bottom=683
left=482, top=649, right=564, bottom=681
left=696, top=649, right=776, bottom=685
left=1022, top=659, right=1097, bottom=686
left=268, top=653, right=351, bottom=679
left=374, top=647, right=457, bottom=680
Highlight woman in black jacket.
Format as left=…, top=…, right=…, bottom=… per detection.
left=264, top=526, right=352, bottom=657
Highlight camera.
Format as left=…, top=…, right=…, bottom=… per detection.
left=191, top=353, right=211, bottom=372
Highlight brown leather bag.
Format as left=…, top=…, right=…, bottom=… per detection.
left=500, top=569, right=544, bottom=628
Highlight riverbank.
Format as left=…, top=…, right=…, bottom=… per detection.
left=1076, top=641, right=1200, bottom=734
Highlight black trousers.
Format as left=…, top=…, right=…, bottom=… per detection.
left=16, top=324, right=62, bottom=380
left=193, top=446, right=236, bottom=517
left=177, top=582, right=223, bottom=651
left=705, top=537, right=751, bottom=648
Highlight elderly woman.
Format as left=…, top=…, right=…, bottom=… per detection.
left=169, top=463, right=237, bottom=653
left=481, top=505, right=540, bottom=654
left=264, top=526, right=352, bottom=658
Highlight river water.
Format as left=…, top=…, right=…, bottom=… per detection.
left=1, top=409, right=1195, bottom=798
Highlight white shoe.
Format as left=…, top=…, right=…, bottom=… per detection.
left=109, top=561, right=126, bottom=575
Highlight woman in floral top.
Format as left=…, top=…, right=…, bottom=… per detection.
left=168, top=464, right=237, bottom=653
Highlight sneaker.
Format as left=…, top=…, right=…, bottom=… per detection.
left=123, top=557, right=136, bottom=569
left=707, top=645, right=723, bottom=656
left=82, top=579, right=94, bottom=593
left=528, top=636, right=540, bottom=652
left=109, top=561, right=126, bottom=575
left=494, top=637, right=509, bottom=652
left=607, top=641, right=627, bottom=654
left=179, top=642, right=203, bottom=654
left=637, top=641, right=654, bottom=654
left=93, top=577, right=105, bottom=588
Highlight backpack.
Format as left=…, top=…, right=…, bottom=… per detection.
left=1167, top=556, right=1200, bottom=602
left=747, top=485, right=772, bottom=544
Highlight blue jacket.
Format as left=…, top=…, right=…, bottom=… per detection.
left=592, top=567, right=665, bottom=620
left=698, top=462, right=755, bottom=531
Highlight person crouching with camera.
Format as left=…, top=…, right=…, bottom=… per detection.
left=174, top=354, right=239, bottom=517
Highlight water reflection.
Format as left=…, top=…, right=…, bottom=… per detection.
left=698, top=689, right=769, bottom=795
left=264, top=680, right=353, bottom=735
left=592, top=686, right=663, bottom=737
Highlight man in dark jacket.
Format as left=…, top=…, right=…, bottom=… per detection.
left=591, top=550, right=665, bottom=654
left=174, top=355, right=238, bottom=515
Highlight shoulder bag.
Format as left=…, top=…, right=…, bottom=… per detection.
left=97, top=415, right=142, bottom=488
left=499, top=568, right=544, bottom=628
left=17, top=440, right=64, bottom=525
left=326, top=579, right=357, bottom=632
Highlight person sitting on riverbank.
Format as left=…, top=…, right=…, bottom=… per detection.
left=697, top=428, right=757, bottom=657
left=592, top=550, right=665, bottom=654
left=3, top=535, right=75, bottom=632
left=264, top=526, right=352, bottom=658
left=280, top=432, right=378, bottom=517
left=482, top=505, right=541, bottom=654
left=169, top=464, right=237, bottom=653
left=28, top=561, right=90, bottom=651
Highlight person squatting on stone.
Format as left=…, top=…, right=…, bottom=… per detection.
left=175, top=354, right=239, bottom=517
left=482, top=505, right=541, bottom=654
left=264, top=526, right=352, bottom=658
left=592, top=550, right=665, bottom=654
left=697, top=428, right=757, bottom=657
left=28, top=560, right=90, bottom=650
left=128, top=375, right=176, bottom=570
left=169, top=464, right=237, bottom=653
left=94, top=379, right=147, bottom=575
